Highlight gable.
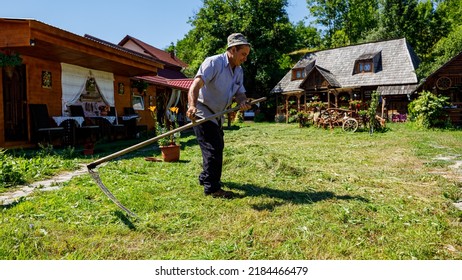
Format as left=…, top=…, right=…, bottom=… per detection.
left=119, top=36, right=188, bottom=69
left=302, top=65, right=340, bottom=89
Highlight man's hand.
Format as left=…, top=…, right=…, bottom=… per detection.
left=186, top=105, right=198, bottom=122
left=239, top=101, right=252, bottom=112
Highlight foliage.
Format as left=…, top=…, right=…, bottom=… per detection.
left=294, top=111, right=311, bottom=127
left=366, top=91, right=385, bottom=133
left=0, top=146, right=81, bottom=191
left=0, top=149, right=24, bottom=188
left=348, top=100, right=365, bottom=110
left=253, top=112, right=266, bottom=122
left=0, top=49, right=23, bottom=67
left=307, top=101, right=325, bottom=111
left=175, top=0, right=296, bottom=97
left=151, top=106, right=180, bottom=147
left=306, top=0, right=379, bottom=47
left=1, top=123, right=462, bottom=259
left=408, top=90, right=451, bottom=129
left=131, top=79, right=148, bottom=94
left=274, top=114, right=286, bottom=123
left=417, top=24, right=462, bottom=79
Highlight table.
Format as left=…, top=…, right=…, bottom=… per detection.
left=122, top=115, right=139, bottom=121
left=91, top=116, right=117, bottom=125
left=52, top=116, right=85, bottom=127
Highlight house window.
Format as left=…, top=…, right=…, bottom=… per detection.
left=356, top=60, right=373, bottom=73
left=292, top=68, right=305, bottom=80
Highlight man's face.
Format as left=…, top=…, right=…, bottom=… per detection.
left=229, top=45, right=250, bottom=67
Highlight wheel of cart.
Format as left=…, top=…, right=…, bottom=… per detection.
left=342, top=117, right=359, bottom=132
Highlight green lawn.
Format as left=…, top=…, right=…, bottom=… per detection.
left=1, top=122, right=461, bottom=259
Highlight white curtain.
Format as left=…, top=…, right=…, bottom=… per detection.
left=166, top=89, right=181, bottom=122
left=61, top=63, right=114, bottom=115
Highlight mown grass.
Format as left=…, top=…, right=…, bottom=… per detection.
left=1, top=122, right=461, bottom=260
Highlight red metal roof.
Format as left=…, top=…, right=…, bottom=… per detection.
left=137, top=76, right=193, bottom=91
left=167, top=79, right=193, bottom=90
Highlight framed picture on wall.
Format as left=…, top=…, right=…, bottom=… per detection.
left=41, top=71, right=52, bottom=88
left=118, top=82, right=124, bottom=95
left=132, top=95, right=144, bottom=110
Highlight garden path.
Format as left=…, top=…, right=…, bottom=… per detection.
left=0, top=164, right=88, bottom=206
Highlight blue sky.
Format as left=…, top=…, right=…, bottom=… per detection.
left=1, top=0, right=309, bottom=49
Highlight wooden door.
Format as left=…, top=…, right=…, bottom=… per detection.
left=2, top=65, right=27, bottom=141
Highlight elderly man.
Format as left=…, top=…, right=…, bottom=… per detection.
left=186, top=33, right=252, bottom=199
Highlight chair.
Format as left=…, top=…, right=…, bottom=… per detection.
left=122, top=107, right=142, bottom=138
left=29, top=104, right=64, bottom=146
left=67, top=104, right=100, bottom=145
left=108, top=106, right=126, bottom=140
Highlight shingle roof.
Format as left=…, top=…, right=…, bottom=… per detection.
left=84, top=34, right=161, bottom=63
left=272, top=38, right=419, bottom=94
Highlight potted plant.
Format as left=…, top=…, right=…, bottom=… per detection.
left=0, top=49, right=23, bottom=78
left=146, top=106, right=181, bottom=162
left=131, top=79, right=148, bottom=95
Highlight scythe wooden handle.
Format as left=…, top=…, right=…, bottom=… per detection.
left=87, top=97, right=266, bottom=169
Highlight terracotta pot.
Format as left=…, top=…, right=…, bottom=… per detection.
left=160, top=145, right=180, bottom=162
left=83, top=142, right=95, bottom=155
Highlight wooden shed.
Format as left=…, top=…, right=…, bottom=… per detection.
left=414, top=51, right=462, bottom=127
left=0, top=18, right=163, bottom=148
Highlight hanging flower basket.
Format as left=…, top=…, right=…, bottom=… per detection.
left=160, top=145, right=180, bottom=162
left=0, top=49, right=23, bottom=79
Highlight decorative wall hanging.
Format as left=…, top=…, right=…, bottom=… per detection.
left=118, top=82, right=125, bottom=95
left=41, top=71, right=52, bottom=88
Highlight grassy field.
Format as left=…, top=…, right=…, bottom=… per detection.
left=1, top=122, right=461, bottom=259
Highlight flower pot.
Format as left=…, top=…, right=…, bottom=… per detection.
left=83, top=142, right=95, bottom=155
left=160, top=145, right=180, bottom=162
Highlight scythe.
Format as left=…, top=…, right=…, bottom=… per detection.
left=87, top=97, right=266, bottom=217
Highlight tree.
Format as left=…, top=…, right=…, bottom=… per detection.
left=306, top=0, right=379, bottom=47
left=175, top=0, right=298, bottom=99
left=416, top=0, right=462, bottom=78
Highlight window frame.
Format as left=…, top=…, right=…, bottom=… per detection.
left=356, top=60, right=373, bottom=74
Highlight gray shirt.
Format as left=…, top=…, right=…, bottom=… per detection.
left=195, top=52, right=246, bottom=124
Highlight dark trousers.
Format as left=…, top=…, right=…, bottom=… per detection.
left=193, top=120, right=224, bottom=194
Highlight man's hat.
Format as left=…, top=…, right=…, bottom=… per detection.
left=227, top=33, right=250, bottom=48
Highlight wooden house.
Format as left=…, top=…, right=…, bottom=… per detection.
left=414, top=51, right=462, bottom=127
left=271, top=38, right=420, bottom=121
left=117, top=35, right=192, bottom=126
left=0, top=18, right=164, bottom=148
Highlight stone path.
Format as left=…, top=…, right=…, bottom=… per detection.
left=0, top=164, right=88, bottom=206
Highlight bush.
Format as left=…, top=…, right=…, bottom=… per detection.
left=367, top=91, right=386, bottom=133
left=408, top=91, right=450, bottom=129
left=254, top=112, right=266, bottom=122
left=274, top=114, right=286, bottom=123
left=0, top=149, right=24, bottom=188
